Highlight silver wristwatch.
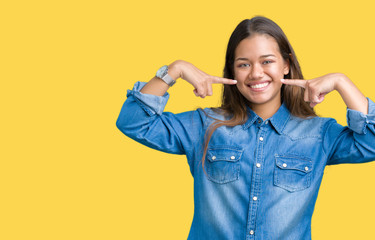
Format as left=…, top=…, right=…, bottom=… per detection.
left=155, top=65, right=176, bottom=86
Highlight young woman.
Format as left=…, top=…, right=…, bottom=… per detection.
left=116, top=16, right=375, bottom=239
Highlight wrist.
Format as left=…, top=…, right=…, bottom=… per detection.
left=334, top=73, right=350, bottom=93
left=168, top=60, right=183, bottom=80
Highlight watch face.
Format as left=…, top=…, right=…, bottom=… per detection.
left=156, top=65, right=168, bottom=78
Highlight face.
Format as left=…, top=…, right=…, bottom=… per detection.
left=234, top=34, right=289, bottom=110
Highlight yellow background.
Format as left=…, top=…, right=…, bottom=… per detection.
left=1, top=0, right=375, bottom=239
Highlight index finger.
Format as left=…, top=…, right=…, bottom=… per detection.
left=281, top=79, right=307, bottom=88
left=211, top=76, right=238, bottom=85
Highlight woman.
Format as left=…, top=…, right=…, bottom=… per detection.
left=116, top=16, right=375, bottom=239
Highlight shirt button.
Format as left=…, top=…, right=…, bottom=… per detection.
left=305, top=166, right=309, bottom=171
left=257, top=119, right=261, bottom=123
left=249, top=230, right=254, bottom=235
left=256, top=163, right=261, bottom=168
left=265, top=120, right=269, bottom=124
left=230, top=156, right=235, bottom=160
left=259, top=137, right=264, bottom=141
left=212, top=156, right=216, bottom=160
left=282, top=163, right=287, bottom=168
left=253, top=196, right=258, bottom=201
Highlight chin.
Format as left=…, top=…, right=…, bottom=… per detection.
left=247, top=95, right=272, bottom=104
left=246, top=93, right=281, bottom=107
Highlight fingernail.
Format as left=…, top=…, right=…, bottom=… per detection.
left=280, top=79, right=285, bottom=82
left=233, top=80, right=237, bottom=83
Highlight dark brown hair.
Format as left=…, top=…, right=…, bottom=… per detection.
left=201, top=16, right=316, bottom=171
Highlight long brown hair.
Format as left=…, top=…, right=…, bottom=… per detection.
left=201, top=16, right=316, bottom=171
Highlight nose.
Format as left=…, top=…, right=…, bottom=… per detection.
left=249, top=63, right=264, bottom=80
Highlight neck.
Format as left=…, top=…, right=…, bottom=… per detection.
left=250, top=100, right=281, bottom=120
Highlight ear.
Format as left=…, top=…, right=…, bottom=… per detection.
left=283, top=56, right=290, bottom=75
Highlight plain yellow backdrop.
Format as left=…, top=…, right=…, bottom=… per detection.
left=1, top=0, right=375, bottom=239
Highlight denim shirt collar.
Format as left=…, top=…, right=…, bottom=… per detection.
left=243, top=102, right=290, bottom=134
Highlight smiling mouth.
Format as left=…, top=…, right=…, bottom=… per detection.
left=247, top=82, right=270, bottom=89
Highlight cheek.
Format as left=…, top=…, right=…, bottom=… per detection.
left=265, top=66, right=286, bottom=80
left=234, top=69, right=248, bottom=80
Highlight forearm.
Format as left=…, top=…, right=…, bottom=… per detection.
left=140, top=61, right=181, bottom=96
left=335, top=73, right=368, bottom=114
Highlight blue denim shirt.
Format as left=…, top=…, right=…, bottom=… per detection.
left=116, top=81, right=375, bottom=240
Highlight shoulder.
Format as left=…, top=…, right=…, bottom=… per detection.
left=282, top=115, right=339, bottom=140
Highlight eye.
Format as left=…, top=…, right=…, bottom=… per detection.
left=263, top=60, right=273, bottom=65
left=238, top=63, right=250, bottom=68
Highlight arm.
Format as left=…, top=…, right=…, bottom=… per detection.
left=281, top=74, right=375, bottom=164
left=116, top=60, right=237, bottom=156
left=323, top=98, right=375, bottom=165
left=116, top=83, right=206, bottom=155
left=138, top=61, right=180, bottom=97
left=140, top=60, right=237, bottom=97
left=281, top=73, right=368, bottom=113
left=334, top=73, right=368, bottom=114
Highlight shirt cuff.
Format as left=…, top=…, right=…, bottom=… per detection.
left=126, top=81, right=170, bottom=116
left=347, top=97, right=375, bottom=134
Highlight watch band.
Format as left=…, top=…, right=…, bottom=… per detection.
left=161, top=73, right=176, bottom=86
left=155, top=65, right=176, bottom=87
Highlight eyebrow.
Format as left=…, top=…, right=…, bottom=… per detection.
left=235, top=54, right=276, bottom=61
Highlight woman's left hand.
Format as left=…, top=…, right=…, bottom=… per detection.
left=281, top=73, right=341, bottom=108
left=281, top=73, right=368, bottom=114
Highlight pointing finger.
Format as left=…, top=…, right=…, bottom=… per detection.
left=281, top=79, right=307, bottom=88
left=211, top=76, right=237, bottom=85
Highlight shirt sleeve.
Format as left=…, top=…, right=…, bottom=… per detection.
left=116, top=81, right=207, bottom=158
left=325, top=97, right=375, bottom=165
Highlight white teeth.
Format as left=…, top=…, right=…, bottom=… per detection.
left=249, top=82, right=269, bottom=89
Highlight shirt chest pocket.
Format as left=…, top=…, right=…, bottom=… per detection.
left=205, top=147, right=243, bottom=184
left=274, top=155, right=313, bottom=192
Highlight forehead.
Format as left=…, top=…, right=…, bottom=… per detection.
left=235, top=34, right=281, bottom=58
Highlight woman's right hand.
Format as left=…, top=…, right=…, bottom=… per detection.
left=169, top=60, right=237, bottom=98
